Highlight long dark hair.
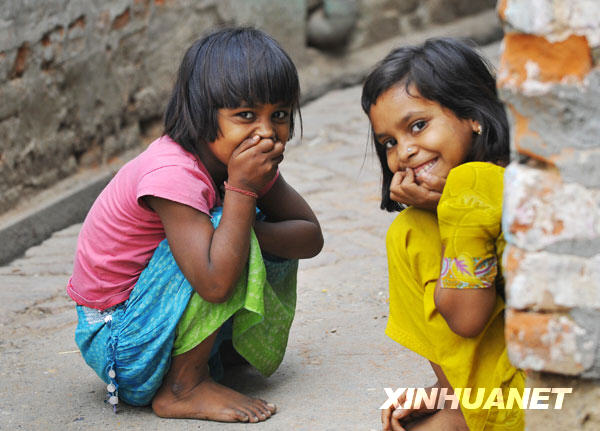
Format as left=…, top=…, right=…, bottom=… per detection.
left=361, top=37, right=510, bottom=212
left=164, top=27, right=301, bottom=157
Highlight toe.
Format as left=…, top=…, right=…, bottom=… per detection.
left=260, top=398, right=277, bottom=414
left=240, top=406, right=260, bottom=423
left=253, top=399, right=271, bottom=418
left=245, top=405, right=264, bottom=423
left=231, top=408, right=249, bottom=422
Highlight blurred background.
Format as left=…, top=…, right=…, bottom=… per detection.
left=0, top=0, right=501, bottom=261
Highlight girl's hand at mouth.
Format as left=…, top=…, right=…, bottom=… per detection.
left=257, top=138, right=285, bottom=165
left=389, top=168, right=446, bottom=211
left=227, top=136, right=284, bottom=195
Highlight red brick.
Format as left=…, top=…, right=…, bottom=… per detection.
left=506, top=310, right=589, bottom=375
left=499, top=33, right=592, bottom=86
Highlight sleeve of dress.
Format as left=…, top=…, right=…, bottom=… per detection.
left=137, top=163, right=215, bottom=216
left=437, top=162, right=504, bottom=289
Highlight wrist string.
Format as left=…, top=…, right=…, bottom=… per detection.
left=224, top=181, right=258, bottom=199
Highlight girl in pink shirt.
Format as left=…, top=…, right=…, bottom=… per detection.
left=69, top=27, right=323, bottom=422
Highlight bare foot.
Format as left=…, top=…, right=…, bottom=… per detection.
left=152, top=377, right=276, bottom=422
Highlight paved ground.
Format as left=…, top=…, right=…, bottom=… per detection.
left=0, top=85, right=438, bottom=430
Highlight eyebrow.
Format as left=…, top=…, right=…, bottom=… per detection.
left=374, top=110, right=428, bottom=141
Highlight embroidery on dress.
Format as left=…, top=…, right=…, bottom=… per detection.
left=440, top=254, right=497, bottom=289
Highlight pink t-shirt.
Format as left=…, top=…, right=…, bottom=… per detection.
left=67, top=135, right=219, bottom=310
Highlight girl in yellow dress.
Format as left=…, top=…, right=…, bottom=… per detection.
left=361, top=38, right=525, bottom=431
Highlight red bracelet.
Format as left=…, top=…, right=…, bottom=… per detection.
left=224, top=181, right=258, bottom=199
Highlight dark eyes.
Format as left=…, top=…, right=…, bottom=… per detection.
left=411, top=120, right=427, bottom=133
left=379, top=120, right=427, bottom=150
left=235, top=110, right=290, bottom=121
left=382, top=138, right=396, bottom=150
left=237, top=111, right=255, bottom=120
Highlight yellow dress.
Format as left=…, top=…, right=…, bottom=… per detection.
left=385, top=162, right=525, bottom=431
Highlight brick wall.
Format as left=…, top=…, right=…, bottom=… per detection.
left=498, top=0, right=600, bottom=428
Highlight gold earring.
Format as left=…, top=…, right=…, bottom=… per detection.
left=475, top=125, right=482, bottom=135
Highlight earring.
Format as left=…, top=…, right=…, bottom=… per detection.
left=475, top=125, right=482, bottom=135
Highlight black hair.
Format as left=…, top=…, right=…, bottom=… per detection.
left=164, top=27, right=301, bottom=157
left=361, top=37, right=510, bottom=212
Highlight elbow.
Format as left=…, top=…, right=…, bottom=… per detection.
left=296, top=224, right=324, bottom=259
left=437, top=307, right=487, bottom=338
left=446, top=319, right=486, bottom=338
left=434, top=296, right=487, bottom=339
left=309, top=229, right=325, bottom=258
left=202, top=291, right=232, bottom=304
left=192, top=280, right=235, bottom=304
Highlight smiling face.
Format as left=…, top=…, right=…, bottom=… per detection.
left=369, top=83, right=478, bottom=183
left=205, top=102, right=292, bottom=167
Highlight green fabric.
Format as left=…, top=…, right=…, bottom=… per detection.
left=172, top=229, right=298, bottom=377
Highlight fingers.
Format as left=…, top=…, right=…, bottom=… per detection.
left=389, top=396, right=413, bottom=430
left=403, top=167, right=415, bottom=185
left=227, top=136, right=283, bottom=193
left=237, top=137, right=284, bottom=160
left=391, top=415, right=407, bottom=431
left=392, top=406, right=413, bottom=422
left=389, top=168, right=442, bottom=210
left=418, top=171, right=446, bottom=193
left=390, top=170, right=406, bottom=189
left=254, top=139, right=285, bottom=169
left=258, top=138, right=285, bottom=159
left=233, top=135, right=261, bottom=155
left=382, top=405, right=393, bottom=431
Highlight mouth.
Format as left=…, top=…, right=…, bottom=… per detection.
left=413, top=158, right=438, bottom=178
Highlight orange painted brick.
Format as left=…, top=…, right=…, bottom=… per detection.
left=502, top=244, right=524, bottom=274
left=506, top=310, right=553, bottom=350
left=500, top=33, right=592, bottom=86
left=506, top=310, right=588, bottom=375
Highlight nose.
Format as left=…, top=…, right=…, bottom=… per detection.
left=254, top=116, right=276, bottom=140
left=395, top=139, right=416, bottom=165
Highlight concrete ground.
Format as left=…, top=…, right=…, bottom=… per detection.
left=0, top=24, right=502, bottom=431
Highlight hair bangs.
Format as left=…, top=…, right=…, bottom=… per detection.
left=201, top=30, right=299, bottom=110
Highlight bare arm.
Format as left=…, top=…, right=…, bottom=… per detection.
left=433, top=247, right=497, bottom=338
left=146, top=191, right=255, bottom=304
left=145, top=136, right=284, bottom=303
left=255, top=174, right=323, bottom=259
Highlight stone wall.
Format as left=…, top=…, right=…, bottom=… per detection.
left=345, top=0, right=498, bottom=51
left=498, top=0, right=600, bottom=428
left=0, top=0, right=497, bottom=215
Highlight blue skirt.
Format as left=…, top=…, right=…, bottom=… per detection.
left=74, top=207, right=297, bottom=407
